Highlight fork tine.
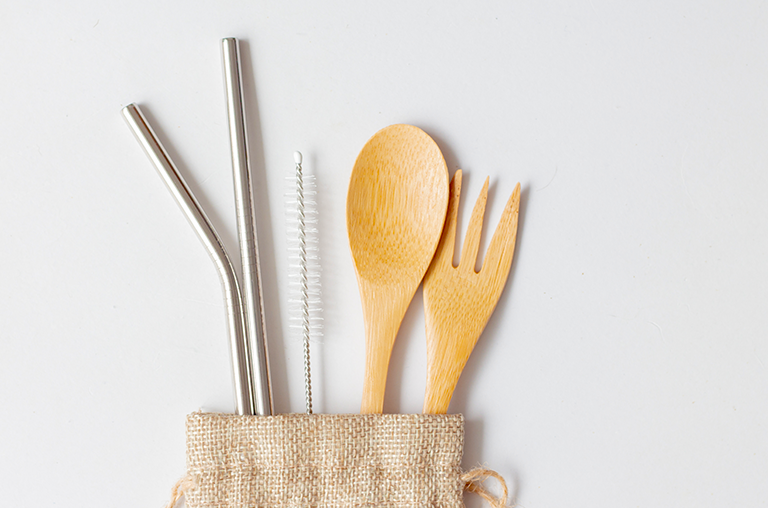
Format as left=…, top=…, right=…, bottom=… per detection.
left=459, top=176, right=489, bottom=273
left=481, top=182, right=521, bottom=276
left=429, top=170, right=463, bottom=269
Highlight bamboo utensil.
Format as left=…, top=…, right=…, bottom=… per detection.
left=422, top=170, right=521, bottom=414
left=347, top=124, right=449, bottom=414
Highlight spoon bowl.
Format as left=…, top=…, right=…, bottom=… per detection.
left=347, top=124, right=449, bottom=413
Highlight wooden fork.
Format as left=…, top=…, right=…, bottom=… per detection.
left=423, top=170, right=521, bottom=414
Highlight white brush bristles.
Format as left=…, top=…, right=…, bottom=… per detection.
left=286, top=152, right=322, bottom=414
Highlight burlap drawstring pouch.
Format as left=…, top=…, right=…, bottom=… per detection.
left=165, top=412, right=508, bottom=508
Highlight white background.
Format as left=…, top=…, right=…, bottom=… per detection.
left=1, top=1, right=766, bottom=506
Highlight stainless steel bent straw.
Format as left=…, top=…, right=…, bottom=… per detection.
left=122, top=38, right=274, bottom=416
left=222, top=38, right=273, bottom=416
left=122, top=103, right=256, bottom=416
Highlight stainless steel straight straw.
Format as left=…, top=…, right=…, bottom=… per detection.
left=122, top=103, right=256, bottom=416
left=222, top=38, right=273, bottom=416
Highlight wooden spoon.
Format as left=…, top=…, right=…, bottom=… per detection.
left=347, top=124, right=449, bottom=413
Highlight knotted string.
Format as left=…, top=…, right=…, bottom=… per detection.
left=462, top=467, right=509, bottom=508
left=164, top=474, right=197, bottom=508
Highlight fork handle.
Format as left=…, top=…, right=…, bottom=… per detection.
left=423, top=358, right=465, bottom=414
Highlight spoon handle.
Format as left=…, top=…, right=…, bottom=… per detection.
left=362, top=337, right=396, bottom=414
left=360, top=292, right=410, bottom=413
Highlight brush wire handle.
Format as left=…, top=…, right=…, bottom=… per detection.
left=293, top=151, right=313, bottom=414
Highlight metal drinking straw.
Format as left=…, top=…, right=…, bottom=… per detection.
left=221, top=38, right=273, bottom=416
left=121, top=103, right=256, bottom=415
left=122, top=38, right=274, bottom=416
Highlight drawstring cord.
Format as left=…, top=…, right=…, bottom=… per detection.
left=164, top=475, right=196, bottom=508
left=462, top=467, right=509, bottom=507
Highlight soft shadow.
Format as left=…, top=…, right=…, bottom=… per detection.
left=475, top=179, right=497, bottom=272
left=237, top=40, right=290, bottom=413
left=461, top=418, right=485, bottom=508
left=424, top=129, right=461, bottom=174
left=382, top=285, right=424, bottom=414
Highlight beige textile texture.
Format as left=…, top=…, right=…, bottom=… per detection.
left=184, top=412, right=465, bottom=508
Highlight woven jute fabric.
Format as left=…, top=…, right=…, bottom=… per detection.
left=184, top=411, right=465, bottom=508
